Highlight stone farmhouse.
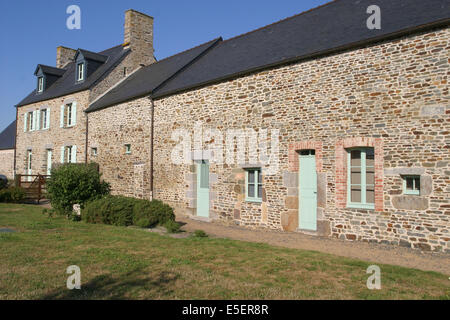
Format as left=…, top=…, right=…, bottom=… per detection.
left=13, top=0, right=450, bottom=252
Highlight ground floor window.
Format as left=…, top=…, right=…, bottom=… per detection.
left=61, top=145, right=77, bottom=164
left=245, top=168, right=262, bottom=203
left=403, top=175, right=420, bottom=195
left=347, top=148, right=375, bottom=209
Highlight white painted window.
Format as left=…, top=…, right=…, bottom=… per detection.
left=46, top=149, right=53, bottom=175
left=62, top=145, right=77, bottom=164
left=40, top=108, right=50, bottom=129
left=38, top=77, right=44, bottom=92
left=77, top=63, right=84, bottom=81
left=28, top=111, right=34, bottom=131
left=61, top=103, right=77, bottom=128
left=125, top=144, right=131, bottom=154
left=91, top=147, right=98, bottom=156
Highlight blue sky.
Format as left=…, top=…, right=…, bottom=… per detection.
left=0, top=0, right=328, bottom=132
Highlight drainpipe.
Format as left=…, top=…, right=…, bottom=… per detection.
left=13, top=105, right=18, bottom=180
left=85, top=112, right=89, bottom=164
left=150, top=97, right=154, bottom=199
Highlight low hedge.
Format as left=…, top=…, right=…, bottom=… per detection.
left=0, top=187, right=26, bottom=203
left=82, top=195, right=175, bottom=228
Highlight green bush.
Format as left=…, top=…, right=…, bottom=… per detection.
left=82, top=195, right=134, bottom=226
left=0, top=187, right=26, bottom=203
left=0, top=177, right=7, bottom=190
left=192, top=230, right=208, bottom=238
left=82, top=196, right=175, bottom=228
left=164, top=220, right=181, bottom=234
left=133, top=199, right=175, bottom=228
left=46, top=163, right=110, bottom=215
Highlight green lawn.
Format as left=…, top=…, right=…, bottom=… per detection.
left=0, top=203, right=448, bottom=300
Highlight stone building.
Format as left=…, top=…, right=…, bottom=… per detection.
left=14, top=0, right=450, bottom=252
left=0, top=121, right=16, bottom=180
left=15, top=10, right=155, bottom=178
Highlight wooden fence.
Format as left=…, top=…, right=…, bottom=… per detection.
left=15, top=174, right=50, bottom=204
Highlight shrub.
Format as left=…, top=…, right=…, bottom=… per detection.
left=46, top=163, right=110, bottom=215
left=133, top=199, right=175, bottom=228
left=82, top=195, right=134, bottom=226
left=0, top=187, right=26, bottom=203
left=192, top=230, right=208, bottom=238
left=164, top=220, right=181, bottom=234
left=0, top=175, right=7, bottom=190
left=82, top=196, right=175, bottom=228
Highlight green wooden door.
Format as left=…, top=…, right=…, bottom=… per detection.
left=299, top=151, right=317, bottom=231
left=197, top=160, right=210, bottom=218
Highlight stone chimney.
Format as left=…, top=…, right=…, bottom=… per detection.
left=123, top=10, right=155, bottom=66
left=56, top=46, right=77, bottom=69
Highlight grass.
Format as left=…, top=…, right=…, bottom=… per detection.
left=0, top=203, right=449, bottom=300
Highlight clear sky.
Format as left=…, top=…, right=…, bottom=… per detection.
left=0, top=0, right=329, bottom=132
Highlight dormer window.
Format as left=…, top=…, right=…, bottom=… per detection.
left=37, top=77, right=44, bottom=93
left=77, top=62, right=85, bottom=82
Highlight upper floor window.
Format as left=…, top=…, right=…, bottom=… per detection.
left=125, top=144, right=132, bottom=154
left=37, top=77, right=44, bottom=93
left=77, top=63, right=85, bottom=82
left=245, top=168, right=263, bottom=203
left=28, top=111, right=35, bottom=131
left=60, top=102, right=77, bottom=128
left=40, top=108, right=50, bottom=130
left=347, top=148, right=375, bottom=209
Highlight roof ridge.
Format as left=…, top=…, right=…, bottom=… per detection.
left=150, top=37, right=222, bottom=67
left=222, top=0, right=338, bottom=43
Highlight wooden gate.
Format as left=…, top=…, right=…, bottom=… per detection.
left=15, top=174, right=50, bottom=204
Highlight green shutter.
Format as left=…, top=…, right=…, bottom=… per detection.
left=36, top=110, right=41, bottom=131
left=60, top=105, right=65, bottom=128
left=60, top=146, right=65, bottom=163
left=23, top=113, right=28, bottom=132
left=71, top=145, right=77, bottom=163
left=71, top=102, right=77, bottom=126
left=46, top=108, right=51, bottom=129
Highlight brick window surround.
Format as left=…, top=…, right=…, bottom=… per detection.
left=335, top=137, right=384, bottom=211
left=288, top=141, right=323, bottom=173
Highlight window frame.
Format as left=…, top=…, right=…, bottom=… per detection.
left=40, top=108, right=49, bottom=130
left=402, top=175, right=421, bottom=196
left=37, top=76, right=44, bottom=93
left=245, top=168, right=263, bottom=203
left=91, top=147, right=98, bottom=157
left=346, top=147, right=375, bottom=210
left=28, top=111, right=34, bottom=131
left=125, top=144, right=132, bottom=155
left=77, top=62, right=85, bottom=82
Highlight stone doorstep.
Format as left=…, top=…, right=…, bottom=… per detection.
left=297, top=228, right=319, bottom=237
left=187, top=215, right=212, bottom=223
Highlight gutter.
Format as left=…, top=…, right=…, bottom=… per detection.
left=150, top=98, right=155, bottom=199
left=13, top=105, right=18, bottom=179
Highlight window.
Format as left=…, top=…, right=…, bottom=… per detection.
left=403, top=176, right=420, bottom=195
left=40, top=108, right=50, bottom=129
left=61, top=145, right=77, bottom=164
left=77, top=63, right=85, bottom=81
left=91, top=147, right=98, bottom=156
left=37, top=77, right=44, bottom=92
left=28, top=111, right=34, bottom=131
left=125, top=144, right=132, bottom=154
left=46, top=149, right=53, bottom=176
left=245, top=168, right=262, bottom=202
left=347, top=148, right=375, bottom=209
left=60, top=103, right=77, bottom=128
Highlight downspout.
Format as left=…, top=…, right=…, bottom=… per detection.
left=150, top=97, right=154, bottom=199
left=85, top=112, right=89, bottom=164
left=13, top=105, right=18, bottom=179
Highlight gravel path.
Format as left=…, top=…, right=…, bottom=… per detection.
left=178, top=215, right=450, bottom=275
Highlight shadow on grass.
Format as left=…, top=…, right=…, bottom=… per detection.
left=39, top=269, right=180, bottom=300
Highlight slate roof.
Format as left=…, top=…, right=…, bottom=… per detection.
left=0, top=121, right=16, bottom=150
left=35, top=65, right=66, bottom=76
left=86, top=38, right=221, bottom=112
left=76, top=49, right=109, bottom=63
left=17, top=45, right=130, bottom=107
left=151, top=0, right=450, bottom=99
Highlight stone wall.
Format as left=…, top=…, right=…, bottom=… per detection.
left=0, top=149, right=14, bottom=180
left=15, top=91, right=90, bottom=175
left=87, top=97, right=152, bottom=200
left=145, top=27, right=449, bottom=252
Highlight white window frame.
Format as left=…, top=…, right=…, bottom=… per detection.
left=91, top=147, right=98, bottom=156
left=245, top=168, right=263, bottom=203
left=40, top=108, right=50, bottom=130
left=77, top=63, right=84, bottom=81
left=37, top=77, right=44, bottom=92
left=28, top=111, right=34, bottom=131
left=125, top=144, right=131, bottom=154
left=403, top=175, right=421, bottom=196
left=346, top=148, right=375, bottom=210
